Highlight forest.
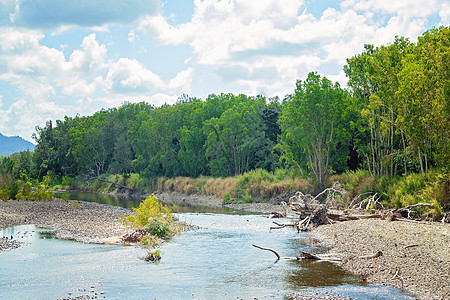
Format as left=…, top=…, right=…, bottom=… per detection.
left=0, top=26, right=448, bottom=216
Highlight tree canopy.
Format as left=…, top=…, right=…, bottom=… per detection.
left=2, top=26, right=447, bottom=188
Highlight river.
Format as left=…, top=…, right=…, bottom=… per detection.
left=0, top=192, right=414, bottom=299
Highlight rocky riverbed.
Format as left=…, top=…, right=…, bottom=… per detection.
left=0, top=199, right=132, bottom=250
left=312, top=219, right=450, bottom=300
left=2, top=195, right=449, bottom=300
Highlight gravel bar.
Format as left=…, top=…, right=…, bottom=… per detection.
left=0, top=199, right=132, bottom=251
left=312, top=219, right=450, bottom=300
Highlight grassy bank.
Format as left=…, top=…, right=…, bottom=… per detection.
left=74, top=169, right=312, bottom=203
left=329, top=169, right=449, bottom=219
left=63, top=168, right=448, bottom=220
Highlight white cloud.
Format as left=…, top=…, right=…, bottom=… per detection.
left=439, top=2, right=450, bottom=25
left=104, top=58, right=164, bottom=93
left=62, top=80, right=96, bottom=97
left=68, top=34, right=107, bottom=72
left=341, top=0, right=439, bottom=17
left=128, top=30, right=138, bottom=43
left=168, top=67, right=194, bottom=92
left=148, top=93, right=179, bottom=106
left=139, top=0, right=443, bottom=95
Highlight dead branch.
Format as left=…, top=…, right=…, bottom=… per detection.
left=399, top=203, right=434, bottom=210
left=403, top=244, right=419, bottom=249
left=296, top=216, right=311, bottom=231
left=390, top=216, right=429, bottom=224
left=396, top=203, right=434, bottom=219
left=252, top=244, right=281, bottom=260
left=391, top=268, right=404, bottom=290
left=357, top=251, right=383, bottom=259
left=94, top=177, right=134, bottom=192
left=272, top=221, right=296, bottom=227
left=252, top=245, right=341, bottom=262
left=299, top=252, right=321, bottom=260
left=269, top=221, right=297, bottom=231
left=347, top=192, right=374, bottom=209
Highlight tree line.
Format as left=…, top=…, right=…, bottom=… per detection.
left=1, top=26, right=448, bottom=190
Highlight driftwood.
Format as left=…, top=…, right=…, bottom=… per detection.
left=286, top=183, right=439, bottom=230
left=269, top=221, right=296, bottom=231
left=391, top=268, right=404, bottom=290
left=357, top=250, right=383, bottom=259
left=252, top=244, right=341, bottom=262
left=403, top=244, right=419, bottom=249
left=395, top=202, right=434, bottom=219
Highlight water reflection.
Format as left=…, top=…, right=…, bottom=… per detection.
left=1, top=225, right=55, bottom=241
left=56, top=190, right=251, bottom=214
left=54, top=190, right=141, bottom=208
left=0, top=193, right=416, bottom=299
left=287, top=260, right=359, bottom=288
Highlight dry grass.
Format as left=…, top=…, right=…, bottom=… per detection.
left=156, top=169, right=312, bottom=202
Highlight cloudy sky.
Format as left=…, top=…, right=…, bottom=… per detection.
left=0, top=0, right=448, bottom=141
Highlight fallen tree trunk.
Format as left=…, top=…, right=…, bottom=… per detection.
left=395, top=203, right=434, bottom=219
left=287, top=188, right=436, bottom=230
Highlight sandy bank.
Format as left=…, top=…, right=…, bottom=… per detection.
left=312, top=219, right=450, bottom=300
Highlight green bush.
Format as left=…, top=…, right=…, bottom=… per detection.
left=237, top=194, right=252, bottom=204
left=143, top=217, right=171, bottom=238
left=223, top=192, right=232, bottom=204
left=121, top=195, right=176, bottom=238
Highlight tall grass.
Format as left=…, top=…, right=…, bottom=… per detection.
left=150, top=168, right=311, bottom=203
left=331, top=168, right=449, bottom=220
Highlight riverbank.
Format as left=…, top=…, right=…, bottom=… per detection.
left=156, top=191, right=289, bottom=214
left=312, top=219, right=450, bottom=300
left=0, top=199, right=132, bottom=250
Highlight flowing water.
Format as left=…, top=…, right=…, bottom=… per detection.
left=0, top=192, right=414, bottom=299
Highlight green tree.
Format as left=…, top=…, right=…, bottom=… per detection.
left=278, top=72, right=351, bottom=188
left=204, top=95, right=270, bottom=176
left=344, top=37, right=411, bottom=176
left=396, top=26, right=450, bottom=170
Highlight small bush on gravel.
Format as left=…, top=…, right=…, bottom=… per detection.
left=121, top=195, right=176, bottom=239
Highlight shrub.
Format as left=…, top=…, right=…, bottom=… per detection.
left=223, top=192, right=231, bottom=204
left=143, top=249, right=161, bottom=262
left=143, top=217, right=171, bottom=238
left=237, top=194, right=252, bottom=204
left=140, top=235, right=158, bottom=247
left=121, top=195, right=176, bottom=238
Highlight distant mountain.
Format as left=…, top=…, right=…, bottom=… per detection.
left=0, top=133, right=35, bottom=156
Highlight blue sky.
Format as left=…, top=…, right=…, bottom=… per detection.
left=0, top=0, right=448, bottom=141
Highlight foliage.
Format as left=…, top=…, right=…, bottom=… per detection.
left=223, top=192, right=231, bottom=204
left=383, top=170, right=448, bottom=216
left=143, top=217, right=171, bottom=238
left=140, top=235, right=158, bottom=247
left=396, top=26, right=450, bottom=169
left=278, top=72, right=352, bottom=188
left=330, top=169, right=448, bottom=219
left=329, top=169, right=374, bottom=198
left=69, top=200, right=80, bottom=208
left=121, top=195, right=176, bottom=239
left=143, top=249, right=161, bottom=262
left=0, top=27, right=447, bottom=217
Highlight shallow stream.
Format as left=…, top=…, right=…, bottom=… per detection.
left=0, top=192, right=414, bottom=299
